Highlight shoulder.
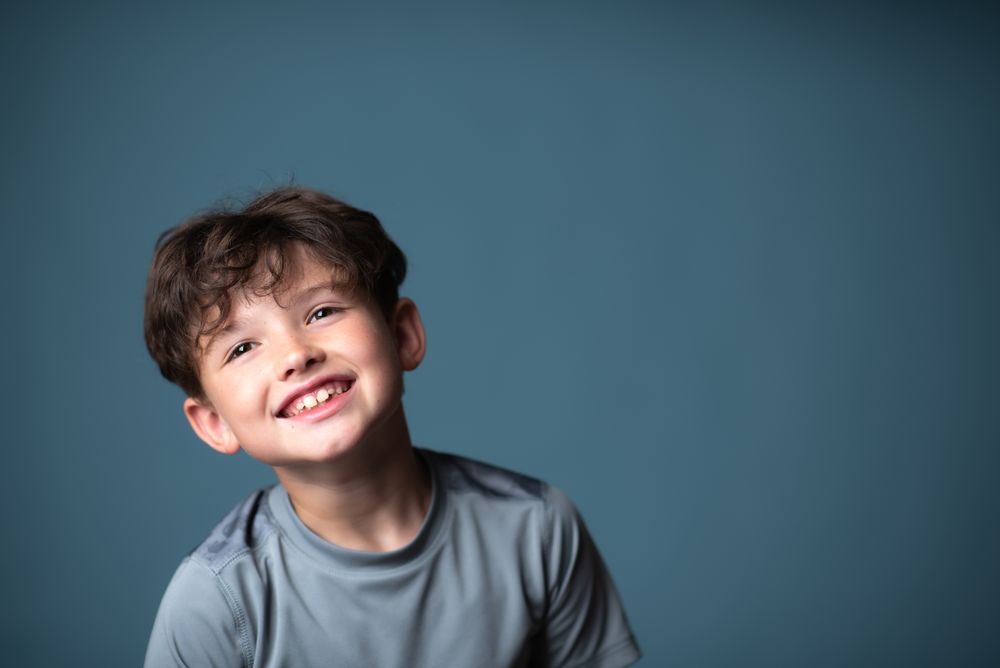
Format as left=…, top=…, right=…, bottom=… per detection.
left=420, top=448, right=588, bottom=589
left=189, top=487, right=280, bottom=574
left=422, top=449, right=641, bottom=666
left=145, top=556, right=251, bottom=667
left=421, top=448, right=545, bottom=501
left=420, top=448, right=581, bottom=537
left=145, top=488, right=279, bottom=668
left=421, top=448, right=576, bottom=523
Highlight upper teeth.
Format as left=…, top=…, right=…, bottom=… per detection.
left=289, top=383, right=350, bottom=416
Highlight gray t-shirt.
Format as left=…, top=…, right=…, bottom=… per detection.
left=145, top=449, right=641, bottom=667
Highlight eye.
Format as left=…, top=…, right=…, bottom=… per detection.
left=226, top=341, right=256, bottom=362
left=307, top=306, right=342, bottom=324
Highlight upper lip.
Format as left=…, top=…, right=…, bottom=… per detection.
left=275, top=374, right=355, bottom=417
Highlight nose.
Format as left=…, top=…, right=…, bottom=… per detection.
left=276, top=333, right=325, bottom=380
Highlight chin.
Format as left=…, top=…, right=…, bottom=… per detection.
left=299, top=433, right=370, bottom=464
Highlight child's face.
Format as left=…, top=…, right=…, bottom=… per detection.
left=182, top=245, right=424, bottom=468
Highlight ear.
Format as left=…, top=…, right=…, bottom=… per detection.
left=391, top=298, right=426, bottom=371
left=183, top=397, right=241, bottom=455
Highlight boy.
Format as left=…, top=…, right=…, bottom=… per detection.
left=143, top=186, right=640, bottom=667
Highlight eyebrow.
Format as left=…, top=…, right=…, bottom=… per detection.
left=203, top=317, right=251, bottom=357
left=294, top=282, right=339, bottom=301
left=283, top=281, right=345, bottom=310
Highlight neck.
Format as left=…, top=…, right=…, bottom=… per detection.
left=273, top=409, right=432, bottom=552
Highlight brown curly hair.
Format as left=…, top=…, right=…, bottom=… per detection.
left=144, top=186, right=407, bottom=400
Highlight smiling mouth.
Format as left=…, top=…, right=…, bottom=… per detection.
left=278, top=380, right=354, bottom=418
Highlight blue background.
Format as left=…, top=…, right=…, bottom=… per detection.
left=3, top=2, right=998, bottom=666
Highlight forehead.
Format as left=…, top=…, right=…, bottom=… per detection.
left=254, top=245, right=340, bottom=297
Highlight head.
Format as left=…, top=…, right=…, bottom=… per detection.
left=144, top=186, right=408, bottom=403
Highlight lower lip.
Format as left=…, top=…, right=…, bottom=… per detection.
left=282, top=384, right=354, bottom=423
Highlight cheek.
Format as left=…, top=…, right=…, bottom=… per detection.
left=359, top=340, right=405, bottom=397
left=221, top=369, right=269, bottom=412
left=353, top=324, right=399, bottom=365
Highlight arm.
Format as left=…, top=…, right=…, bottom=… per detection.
left=144, top=559, right=247, bottom=668
left=537, top=485, right=641, bottom=668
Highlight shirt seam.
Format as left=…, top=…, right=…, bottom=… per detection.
left=215, top=574, right=254, bottom=668
left=539, top=482, right=559, bottom=602
left=190, top=529, right=282, bottom=667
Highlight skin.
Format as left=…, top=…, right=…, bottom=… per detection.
left=182, top=245, right=431, bottom=552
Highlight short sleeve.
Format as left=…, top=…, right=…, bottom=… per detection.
left=144, top=558, right=247, bottom=668
left=537, top=485, right=641, bottom=668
